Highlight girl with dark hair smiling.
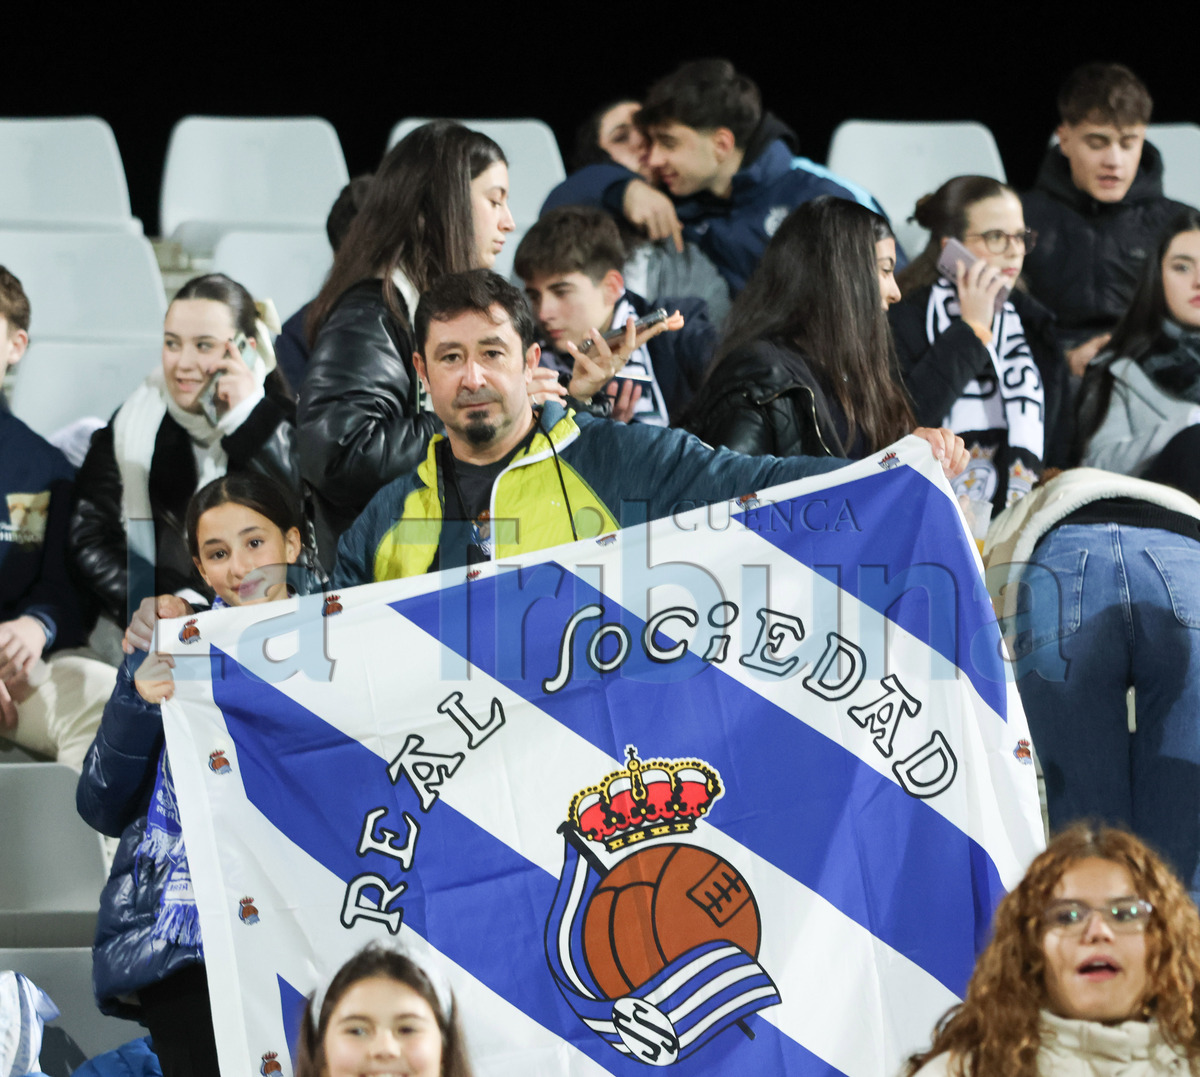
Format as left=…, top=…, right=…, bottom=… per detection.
left=295, top=944, right=474, bottom=1077
left=69, top=273, right=298, bottom=625
left=78, top=473, right=310, bottom=1077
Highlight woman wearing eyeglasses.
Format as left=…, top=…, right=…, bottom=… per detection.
left=891, top=176, right=1068, bottom=519
left=904, top=822, right=1200, bottom=1077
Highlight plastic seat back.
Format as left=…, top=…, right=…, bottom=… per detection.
left=0, top=230, right=164, bottom=341
left=10, top=340, right=159, bottom=439
left=1148, top=123, right=1200, bottom=207
left=160, top=117, right=349, bottom=255
left=211, top=229, right=333, bottom=322
left=0, top=117, right=140, bottom=233
left=827, top=120, right=1007, bottom=258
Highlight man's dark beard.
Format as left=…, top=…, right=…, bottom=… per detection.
left=463, top=415, right=497, bottom=446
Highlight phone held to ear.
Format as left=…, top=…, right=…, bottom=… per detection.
left=198, top=332, right=252, bottom=424
left=578, top=309, right=669, bottom=353
left=936, top=238, right=1009, bottom=316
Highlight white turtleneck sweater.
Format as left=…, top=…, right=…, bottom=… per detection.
left=910, top=1011, right=1192, bottom=1077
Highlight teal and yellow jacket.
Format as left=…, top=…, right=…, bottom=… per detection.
left=332, top=403, right=846, bottom=585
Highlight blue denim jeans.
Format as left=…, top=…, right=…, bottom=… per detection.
left=1012, top=524, right=1200, bottom=897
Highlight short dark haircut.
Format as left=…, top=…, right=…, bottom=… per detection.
left=638, top=59, right=762, bottom=147
left=1058, top=62, right=1152, bottom=127
left=414, top=269, right=537, bottom=353
left=173, top=272, right=259, bottom=341
left=185, top=472, right=302, bottom=563
left=0, top=266, right=31, bottom=334
left=294, top=944, right=474, bottom=1077
left=514, top=206, right=627, bottom=284
left=325, top=175, right=373, bottom=252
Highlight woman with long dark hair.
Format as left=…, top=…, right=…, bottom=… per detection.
left=905, top=822, right=1200, bottom=1077
left=299, top=120, right=516, bottom=554
left=686, top=196, right=929, bottom=460
left=1077, top=208, right=1200, bottom=496
left=890, top=176, right=1067, bottom=519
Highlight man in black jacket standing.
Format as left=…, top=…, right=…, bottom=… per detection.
left=1022, top=63, right=1194, bottom=376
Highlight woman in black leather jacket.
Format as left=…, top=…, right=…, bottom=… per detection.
left=69, top=274, right=299, bottom=626
left=686, top=197, right=918, bottom=460
left=299, top=121, right=516, bottom=557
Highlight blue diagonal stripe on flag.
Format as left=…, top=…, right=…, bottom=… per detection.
left=210, top=650, right=838, bottom=1075
left=390, top=562, right=1005, bottom=993
left=161, top=441, right=1044, bottom=1077
left=733, top=467, right=1006, bottom=718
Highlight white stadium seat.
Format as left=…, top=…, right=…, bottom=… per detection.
left=10, top=339, right=160, bottom=438
left=0, top=230, right=164, bottom=341
left=160, top=117, right=349, bottom=256
left=1148, top=123, right=1200, bottom=208
left=826, top=120, right=1007, bottom=259
left=388, top=118, right=566, bottom=278
left=211, top=229, right=332, bottom=321
left=0, top=117, right=141, bottom=234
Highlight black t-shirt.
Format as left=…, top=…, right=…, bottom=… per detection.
left=433, top=427, right=538, bottom=571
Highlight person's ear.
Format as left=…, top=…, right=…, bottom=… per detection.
left=413, top=351, right=431, bottom=394
left=524, top=342, right=542, bottom=380
left=284, top=526, right=302, bottom=565
left=193, top=556, right=210, bottom=589
left=1055, top=123, right=1073, bottom=153
left=939, top=237, right=949, bottom=251
left=600, top=270, right=624, bottom=307
left=712, top=127, right=737, bottom=161
left=3, top=329, right=28, bottom=371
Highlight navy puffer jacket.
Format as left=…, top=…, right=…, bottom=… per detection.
left=76, top=657, right=203, bottom=1019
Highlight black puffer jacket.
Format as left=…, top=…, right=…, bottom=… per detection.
left=298, top=280, right=441, bottom=559
left=69, top=375, right=299, bottom=626
left=1021, top=141, right=1193, bottom=347
left=685, top=340, right=846, bottom=459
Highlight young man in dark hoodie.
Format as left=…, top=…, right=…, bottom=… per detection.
left=1022, top=63, right=1195, bottom=375
left=541, top=59, right=890, bottom=295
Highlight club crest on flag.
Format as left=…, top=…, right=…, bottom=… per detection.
left=238, top=896, right=259, bottom=925
left=546, top=746, right=778, bottom=1066
left=259, top=1051, right=282, bottom=1075
left=322, top=593, right=343, bottom=617
left=208, top=749, right=231, bottom=775
left=178, top=618, right=200, bottom=644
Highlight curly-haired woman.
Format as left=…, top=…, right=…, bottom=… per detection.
left=905, top=823, right=1200, bottom=1077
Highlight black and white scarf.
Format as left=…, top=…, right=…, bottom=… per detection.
left=610, top=296, right=669, bottom=426
left=926, top=279, right=1045, bottom=513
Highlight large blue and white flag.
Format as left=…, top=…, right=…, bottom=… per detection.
left=161, top=436, right=1044, bottom=1077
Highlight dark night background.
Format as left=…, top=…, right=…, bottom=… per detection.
left=8, top=8, right=1192, bottom=235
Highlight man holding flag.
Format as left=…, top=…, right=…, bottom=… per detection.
left=157, top=271, right=1046, bottom=1077
left=332, top=269, right=967, bottom=586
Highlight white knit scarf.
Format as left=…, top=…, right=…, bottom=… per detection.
left=112, top=339, right=270, bottom=567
